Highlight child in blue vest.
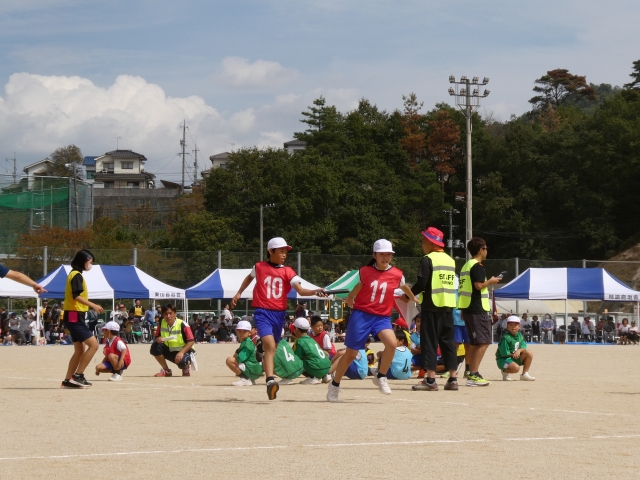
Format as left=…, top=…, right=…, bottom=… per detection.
left=377, top=330, right=413, bottom=380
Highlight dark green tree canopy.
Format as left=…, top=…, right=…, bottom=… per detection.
left=529, top=69, right=596, bottom=109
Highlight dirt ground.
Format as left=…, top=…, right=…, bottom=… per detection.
left=0, top=341, right=639, bottom=479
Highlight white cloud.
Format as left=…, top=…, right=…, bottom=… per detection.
left=214, top=56, right=298, bottom=89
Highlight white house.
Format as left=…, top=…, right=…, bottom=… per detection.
left=22, top=158, right=53, bottom=190
left=93, top=150, right=155, bottom=189
left=208, top=152, right=230, bottom=169
left=283, top=139, right=307, bottom=154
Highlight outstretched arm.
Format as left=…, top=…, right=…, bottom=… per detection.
left=231, top=274, right=254, bottom=308
left=345, top=283, right=363, bottom=308
left=6, top=270, right=47, bottom=295
left=292, top=282, right=326, bottom=298
left=399, top=284, right=420, bottom=304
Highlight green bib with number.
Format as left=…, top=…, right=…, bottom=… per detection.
left=274, top=340, right=304, bottom=379
left=293, top=335, right=331, bottom=378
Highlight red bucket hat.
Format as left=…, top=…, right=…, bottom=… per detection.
left=422, top=227, right=445, bottom=247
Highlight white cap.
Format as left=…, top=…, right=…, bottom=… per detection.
left=373, top=239, right=395, bottom=253
left=267, top=237, right=292, bottom=251
left=293, top=317, right=310, bottom=330
left=506, top=315, right=520, bottom=324
left=235, top=320, right=252, bottom=331
left=101, top=321, right=120, bottom=332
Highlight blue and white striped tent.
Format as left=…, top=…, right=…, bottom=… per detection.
left=494, top=268, right=640, bottom=302
left=37, top=265, right=185, bottom=301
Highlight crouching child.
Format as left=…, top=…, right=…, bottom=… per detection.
left=96, top=321, right=131, bottom=381
left=226, top=320, right=263, bottom=386
left=496, top=316, right=535, bottom=381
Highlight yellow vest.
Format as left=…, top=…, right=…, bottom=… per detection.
left=426, top=251, right=456, bottom=308
left=134, top=307, right=143, bottom=317
left=63, top=270, right=89, bottom=312
left=160, top=318, right=187, bottom=352
left=458, top=259, right=490, bottom=311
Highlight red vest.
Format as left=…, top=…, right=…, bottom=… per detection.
left=310, top=331, right=337, bottom=356
left=354, top=265, right=404, bottom=316
left=251, top=262, right=298, bottom=311
left=103, top=336, right=131, bottom=367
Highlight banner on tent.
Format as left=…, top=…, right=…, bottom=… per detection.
left=329, top=300, right=343, bottom=323
left=154, top=291, right=183, bottom=298
left=606, top=294, right=639, bottom=301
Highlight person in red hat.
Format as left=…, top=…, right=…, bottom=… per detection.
left=393, top=318, right=411, bottom=347
left=407, top=227, right=459, bottom=392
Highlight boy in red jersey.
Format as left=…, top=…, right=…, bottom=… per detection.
left=310, top=315, right=344, bottom=377
left=232, top=237, right=326, bottom=400
left=95, top=321, right=131, bottom=382
left=326, top=239, right=419, bottom=402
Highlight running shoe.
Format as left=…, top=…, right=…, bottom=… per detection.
left=502, top=371, right=512, bottom=381
left=321, top=374, right=332, bottom=384
left=232, top=378, right=255, bottom=386
left=520, top=372, right=536, bottom=381
left=412, top=380, right=438, bottom=391
left=300, top=377, right=321, bottom=385
left=189, top=352, right=198, bottom=372
left=61, top=379, right=83, bottom=389
left=444, top=380, right=459, bottom=391
left=72, top=373, right=92, bottom=387
left=463, top=370, right=471, bottom=379
left=372, top=376, right=392, bottom=395
left=440, top=371, right=450, bottom=379
left=109, top=373, right=122, bottom=382
left=154, top=368, right=172, bottom=377
left=266, top=380, right=279, bottom=400
left=278, top=378, right=294, bottom=385
left=326, top=383, right=340, bottom=403
left=466, top=373, right=490, bottom=387
left=182, top=367, right=191, bottom=377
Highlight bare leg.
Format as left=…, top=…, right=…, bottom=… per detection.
left=332, top=348, right=358, bottom=383
left=75, top=336, right=98, bottom=375
left=375, top=329, right=396, bottom=376
left=261, top=335, right=276, bottom=378
left=154, top=355, right=170, bottom=371
left=520, top=350, right=533, bottom=374
left=226, top=356, right=242, bottom=375
left=65, top=342, right=85, bottom=379
left=469, top=344, right=489, bottom=373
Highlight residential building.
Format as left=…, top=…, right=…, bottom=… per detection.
left=209, top=152, right=230, bottom=169
left=22, top=158, right=54, bottom=190
left=283, top=139, right=307, bottom=154
left=93, top=150, right=155, bottom=189
left=83, top=156, right=97, bottom=184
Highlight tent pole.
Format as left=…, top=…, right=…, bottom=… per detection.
left=564, top=299, right=568, bottom=344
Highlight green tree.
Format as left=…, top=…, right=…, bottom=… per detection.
left=624, top=59, right=640, bottom=89
left=529, top=69, right=596, bottom=110
left=42, top=144, right=84, bottom=179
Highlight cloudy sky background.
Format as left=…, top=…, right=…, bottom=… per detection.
left=0, top=0, right=638, bottom=183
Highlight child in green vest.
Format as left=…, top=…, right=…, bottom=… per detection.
left=274, top=339, right=304, bottom=384
left=496, top=316, right=535, bottom=381
left=226, top=320, right=263, bottom=386
left=292, top=317, right=331, bottom=384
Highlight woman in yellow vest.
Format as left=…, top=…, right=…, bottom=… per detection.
left=61, top=249, right=104, bottom=389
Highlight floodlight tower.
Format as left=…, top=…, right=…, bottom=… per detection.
left=448, top=76, right=490, bottom=258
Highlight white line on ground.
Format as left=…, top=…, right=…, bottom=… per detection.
left=0, top=434, right=635, bottom=462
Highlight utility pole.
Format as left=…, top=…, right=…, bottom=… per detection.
left=180, top=120, right=186, bottom=192
left=448, top=76, right=490, bottom=259
left=193, top=144, right=199, bottom=183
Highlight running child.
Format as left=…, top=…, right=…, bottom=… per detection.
left=226, top=320, right=263, bottom=386
left=95, top=321, right=131, bottom=381
left=274, top=339, right=304, bottom=384
left=377, top=330, right=413, bottom=380
left=496, top=316, right=535, bottom=381
left=61, top=249, right=104, bottom=388
left=231, top=237, right=326, bottom=400
left=327, top=239, right=419, bottom=402
left=310, top=315, right=344, bottom=374
left=292, top=317, right=331, bottom=384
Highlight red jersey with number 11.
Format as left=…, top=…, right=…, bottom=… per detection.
left=354, top=265, right=404, bottom=316
left=251, top=262, right=300, bottom=311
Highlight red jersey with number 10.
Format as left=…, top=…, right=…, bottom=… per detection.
left=252, top=262, right=300, bottom=311
left=354, top=265, right=404, bottom=316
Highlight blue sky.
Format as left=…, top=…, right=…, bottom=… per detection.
left=0, top=0, right=638, bottom=183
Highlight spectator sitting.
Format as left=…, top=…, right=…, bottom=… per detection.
left=3, top=327, right=13, bottom=345
left=618, top=318, right=630, bottom=345
left=570, top=316, right=581, bottom=333
left=531, top=316, right=541, bottom=341
left=376, top=330, right=413, bottom=380
left=628, top=321, right=639, bottom=345
left=216, top=323, right=230, bottom=343
left=60, top=330, right=73, bottom=345
left=9, top=312, right=25, bottom=345
left=20, top=311, right=32, bottom=344
left=124, top=314, right=135, bottom=343
left=521, top=313, right=532, bottom=330
left=49, top=325, right=62, bottom=344
left=195, top=321, right=208, bottom=343
left=540, top=314, right=555, bottom=343
left=581, top=317, right=594, bottom=342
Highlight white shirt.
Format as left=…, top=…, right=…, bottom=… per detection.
left=29, top=320, right=41, bottom=335
left=106, top=337, right=127, bottom=352
left=581, top=322, right=594, bottom=334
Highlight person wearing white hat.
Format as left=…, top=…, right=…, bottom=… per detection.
left=95, top=321, right=131, bottom=382
left=327, top=239, right=419, bottom=402
left=226, top=321, right=263, bottom=386
left=231, top=237, right=326, bottom=400
left=291, top=317, right=331, bottom=385
left=495, top=316, right=535, bottom=381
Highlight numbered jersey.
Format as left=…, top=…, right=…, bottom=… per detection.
left=389, top=346, right=413, bottom=380
left=293, top=335, right=331, bottom=378
left=274, top=340, right=304, bottom=379
left=251, top=262, right=301, bottom=311
left=353, top=265, right=405, bottom=316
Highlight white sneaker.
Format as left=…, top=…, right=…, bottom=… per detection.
left=502, top=371, right=512, bottom=381
left=232, top=378, right=255, bottom=386
left=189, top=352, right=198, bottom=372
left=326, top=383, right=340, bottom=402
left=520, top=372, right=536, bottom=381
left=278, top=378, right=294, bottom=385
left=322, top=374, right=332, bottom=384
left=109, top=373, right=122, bottom=382
left=373, top=376, right=392, bottom=395
left=300, top=377, right=321, bottom=385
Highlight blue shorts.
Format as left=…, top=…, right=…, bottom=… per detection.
left=344, top=310, right=392, bottom=351
left=254, top=308, right=286, bottom=343
left=411, top=354, right=421, bottom=367
left=454, top=325, right=470, bottom=344
left=101, top=361, right=128, bottom=371
left=64, top=319, right=93, bottom=343
left=344, top=361, right=364, bottom=380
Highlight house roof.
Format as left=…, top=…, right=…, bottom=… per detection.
left=209, top=152, right=230, bottom=161
left=83, top=156, right=97, bottom=166
left=283, top=139, right=306, bottom=147
left=100, top=150, right=147, bottom=161
left=22, top=158, right=52, bottom=173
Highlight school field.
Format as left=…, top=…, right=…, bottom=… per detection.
left=0, top=342, right=639, bottom=479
